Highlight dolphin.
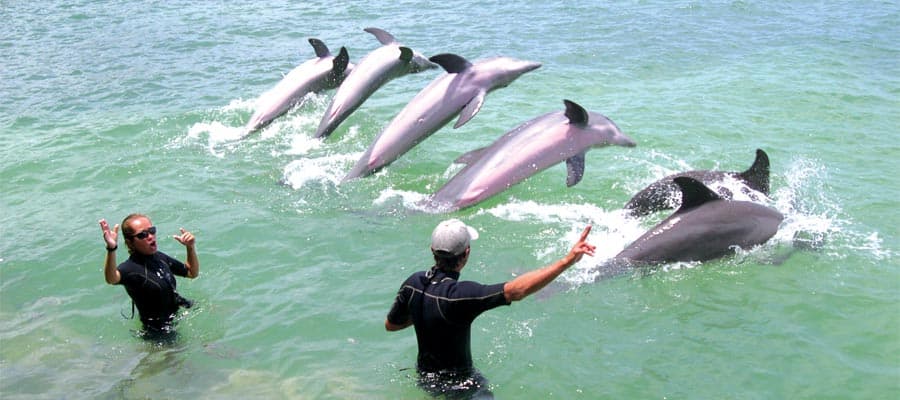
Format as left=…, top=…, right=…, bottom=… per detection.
left=422, top=100, right=636, bottom=212
left=242, top=39, right=353, bottom=137
left=612, top=176, right=783, bottom=267
left=624, top=149, right=770, bottom=217
left=341, top=53, right=542, bottom=181
left=313, top=28, right=436, bottom=139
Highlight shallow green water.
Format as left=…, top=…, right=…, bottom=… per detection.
left=1, top=1, right=898, bottom=398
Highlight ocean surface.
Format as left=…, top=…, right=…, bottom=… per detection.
left=2, top=1, right=898, bottom=398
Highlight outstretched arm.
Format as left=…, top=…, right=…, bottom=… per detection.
left=174, top=228, right=200, bottom=279
left=503, top=226, right=595, bottom=302
left=100, top=219, right=121, bottom=284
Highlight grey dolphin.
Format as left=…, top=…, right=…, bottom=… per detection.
left=612, top=176, right=783, bottom=267
left=624, top=149, right=770, bottom=217
left=243, top=39, right=353, bottom=138
left=313, top=28, right=435, bottom=139
left=342, top=53, right=542, bottom=181
left=422, top=100, right=636, bottom=212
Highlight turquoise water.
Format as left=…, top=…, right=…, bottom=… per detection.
left=2, top=1, right=898, bottom=398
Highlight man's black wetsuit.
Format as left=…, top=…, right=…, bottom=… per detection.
left=116, top=251, right=190, bottom=332
left=387, top=267, right=510, bottom=374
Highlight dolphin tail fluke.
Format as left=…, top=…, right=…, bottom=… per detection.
left=328, top=47, right=350, bottom=85
left=739, top=148, right=770, bottom=195
left=454, top=91, right=486, bottom=128
left=566, top=153, right=586, bottom=187
left=308, top=38, right=331, bottom=58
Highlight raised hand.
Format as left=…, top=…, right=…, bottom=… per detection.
left=567, top=225, right=596, bottom=264
left=173, top=228, right=195, bottom=248
left=99, top=219, right=119, bottom=250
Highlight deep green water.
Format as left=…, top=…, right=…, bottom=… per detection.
left=1, top=1, right=898, bottom=399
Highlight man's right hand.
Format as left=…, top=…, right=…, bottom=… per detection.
left=565, top=225, right=596, bottom=265
left=99, top=219, right=119, bottom=250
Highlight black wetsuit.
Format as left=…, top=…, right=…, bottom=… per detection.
left=116, top=251, right=190, bottom=332
left=387, top=267, right=510, bottom=375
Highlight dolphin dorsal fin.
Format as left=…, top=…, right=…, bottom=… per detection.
left=738, top=148, right=770, bottom=195
left=364, top=27, right=397, bottom=45
left=566, top=153, right=586, bottom=187
left=563, top=99, right=589, bottom=126
left=398, top=46, right=413, bottom=63
left=673, top=177, right=722, bottom=213
left=428, top=53, right=472, bottom=74
left=308, top=38, right=331, bottom=58
left=455, top=91, right=486, bottom=128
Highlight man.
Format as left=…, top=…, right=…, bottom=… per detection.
left=99, top=213, right=199, bottom=335
left=385, top=219, right=595, bottom=398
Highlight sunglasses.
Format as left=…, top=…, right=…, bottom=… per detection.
left=128, top=226, right=157, bottom=240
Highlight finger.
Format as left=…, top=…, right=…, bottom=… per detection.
left=113, top=224, right=119, bottom=234
left=579, top=225, right=592, bottom=241
left=180, top=227, right=186, bottom=234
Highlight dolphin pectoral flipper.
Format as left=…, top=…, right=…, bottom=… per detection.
left=398, top=47, right=413, bottom=62
left=454, top=91, right=486, bottom=128
left=673, top=177, right=722, bottom=213
left=308, top=38, right=331, bottom=58
left=455, top=146, right=489, bottom=165
left=566, top=153, right=586, bottom=187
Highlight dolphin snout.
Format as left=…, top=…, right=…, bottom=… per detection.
left=520, top=61, right=542, bottom=74
left=617, top=133, right=637, bottom=147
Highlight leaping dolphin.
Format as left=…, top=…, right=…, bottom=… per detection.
left=313, top=28, right=435, bottom=139
left=422, top=100, right=636, bottom=212
left=342, top=53, right=542, bottom=181
left=611, top=176, right=783, bottom=269
left=243, top=39, right=353, bottom=138
left=624, top=149, right=770, bottom=217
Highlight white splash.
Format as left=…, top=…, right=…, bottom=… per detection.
left=373, top=188, right=430, bottom=211
left=184, top=94, right=332, bottom=158
left=187, top=121, right=246, bottom=158
left=281, top=151, right=361, bottom=189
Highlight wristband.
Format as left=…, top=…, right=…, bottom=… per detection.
left=106, top=245, right=117, bottom=252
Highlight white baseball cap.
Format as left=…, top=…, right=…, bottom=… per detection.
left=430, top=219, right=479, bottom=257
